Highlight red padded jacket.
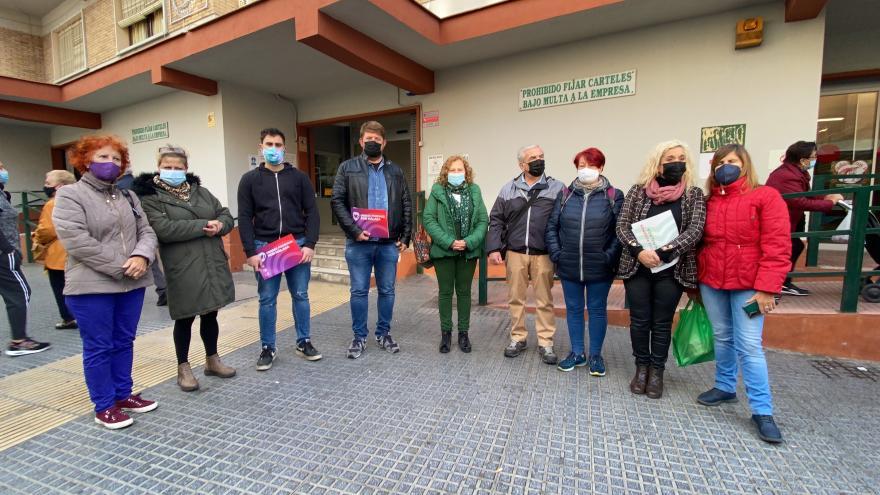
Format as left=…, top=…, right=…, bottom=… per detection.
left=697, top=177, right=792, bottom=294
left=765, top=161, right=834, bottom=231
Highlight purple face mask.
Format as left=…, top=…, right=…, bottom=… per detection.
left=89, top=161, right=121, bottom=182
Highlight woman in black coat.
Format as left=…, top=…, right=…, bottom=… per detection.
left=546, top=147, right=623, bottom=376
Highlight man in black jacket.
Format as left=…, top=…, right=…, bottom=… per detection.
left=331, top=121, right=412, bottom=359
left=238, top=128, right=321, bottom=371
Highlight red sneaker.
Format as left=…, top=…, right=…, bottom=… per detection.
left=94, top=407, right=133, bottom=430
left=115, top=394, right=158, bottom=413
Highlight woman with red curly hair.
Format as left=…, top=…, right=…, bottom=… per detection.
left=52, top=134, right=160, bottom=430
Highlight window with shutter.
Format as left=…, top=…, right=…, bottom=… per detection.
left=55, top=18, right=85, bottom=79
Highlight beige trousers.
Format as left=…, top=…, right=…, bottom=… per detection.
left=506, top=251, right=556, bottom=347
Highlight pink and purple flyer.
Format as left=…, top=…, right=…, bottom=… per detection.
left=352, top=207, right=389, bottom=238
left=257, top=234, right=303, bottom=279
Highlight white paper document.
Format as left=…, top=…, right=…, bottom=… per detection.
left=630, top=210, right=680, bottom=273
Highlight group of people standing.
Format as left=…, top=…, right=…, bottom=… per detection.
left=469, top=139, right=830, bottom=445
left=0, top=121, right=833, bottom=444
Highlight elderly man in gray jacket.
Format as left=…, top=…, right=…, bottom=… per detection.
left=487, top=145, right=564, bottom=364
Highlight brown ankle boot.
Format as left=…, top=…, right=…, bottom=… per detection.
left=630, top=365, right=649, bottom=394
left=645, top=366, right=664, bottom=399
left=177, top=362, right=199, bottom=392
left=204, top=354, right=236, bottom=378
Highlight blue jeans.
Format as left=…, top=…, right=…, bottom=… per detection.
left=345, top=240, right=399, bottom=339
left=561, top=278, right=612, bottom=356
left=255, top=238, right=311, bottom=350
left=699, top=284, right=773, bottom=415
left=66, top=288, right=145, bottom=412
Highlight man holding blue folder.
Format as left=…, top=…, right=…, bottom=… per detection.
left=238, top=128, right=321, bottom=371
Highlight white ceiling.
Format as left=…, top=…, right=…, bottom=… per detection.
left=0, top=0, right=66, bottom=18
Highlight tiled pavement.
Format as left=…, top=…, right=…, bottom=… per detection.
left=1, top=267, right=879, bottom=494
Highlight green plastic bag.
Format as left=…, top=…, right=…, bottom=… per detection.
left=672, top=299, right=715, bottom=367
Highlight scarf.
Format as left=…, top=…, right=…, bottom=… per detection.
left=153, top=174, right=192, bottom=202
left=644, top=178, right=685, bottom=205
left=572, top=175, right=606, bottom=194
left=445, top=182, right=472, bottom=240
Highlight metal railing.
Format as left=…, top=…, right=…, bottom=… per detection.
left=784, top=182, right=880, bottom=313
left=805, top=173, right=880, bottom=267
left=14, top=191, right=49, bottom=263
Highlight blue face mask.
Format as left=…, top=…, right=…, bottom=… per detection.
left=807, top=158, right=817, bottom=170
left=159, top=169, right=186, bottom=187
left=714, top=163, right=741, bottom=186
left=0, top=170, right=8, bottom=184
left=262, top=147, right=284, bottom=165
left=447, top=173, right=465, bottom=186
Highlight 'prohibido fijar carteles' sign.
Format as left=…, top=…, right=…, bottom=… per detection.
left=519, top=69, right=637, bottom=111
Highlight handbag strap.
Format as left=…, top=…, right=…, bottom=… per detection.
left=508, top=189, right=540, bottom=227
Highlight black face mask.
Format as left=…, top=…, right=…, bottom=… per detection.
left=43, top=186, right=56, bottom=198
left=527, top=159, right=545, bottom=177
left=659, top=161, right=686, bottom=185
left=364, top=141, right=382, bottom=158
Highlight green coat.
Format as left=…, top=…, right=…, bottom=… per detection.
left=422, top=182, right=489, bottom=260
left=132, top=173, right=235, bottom=320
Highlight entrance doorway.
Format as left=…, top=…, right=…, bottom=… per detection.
left=302, top=108, right=420, bottom=235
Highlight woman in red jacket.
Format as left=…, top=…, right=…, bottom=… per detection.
left=696, top=144, right=791, bottom=444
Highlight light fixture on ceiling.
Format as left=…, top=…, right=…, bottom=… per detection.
left=818, top=128, right=828, bottom=133
left=817, top=117, right=844, bottom=122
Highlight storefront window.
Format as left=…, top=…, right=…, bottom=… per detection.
left=816, top=92, right=878, bottom=191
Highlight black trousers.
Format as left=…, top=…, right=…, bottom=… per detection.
left=173, top=311, right=219, bottom=365
left=624, top=266, right=683, bottom=369
left=47, top=269, right=74, bottom=322
left=786, top=219, right=806, bottom=284
left=0, top=251, right=30, bottom=340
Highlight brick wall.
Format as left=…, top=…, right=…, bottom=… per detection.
left=41, top=34, right=52, bottom=82
left=83, top=0, right=118, bottom=68
left=0, top=27, right=46, bottom=82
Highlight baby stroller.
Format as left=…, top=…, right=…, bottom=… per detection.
left=834, top=201, right=880, bottom=302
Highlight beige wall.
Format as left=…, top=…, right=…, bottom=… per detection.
left=219, top=82, right=299, bottom=217
left=0, top=124, right=53, bottom=192
left=297, top=3, right=826, bottom=207
left=51, top=90, right=228, bottom=203
left=0, top=26, right=46, bottom=82
left=83, top=0, right=117, bottom=69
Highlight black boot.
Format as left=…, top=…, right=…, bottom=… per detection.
left=458, top=332, right=472, bottom=353
left=439, top=332, right=451, bottom=353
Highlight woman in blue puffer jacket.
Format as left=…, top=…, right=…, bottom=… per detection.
left=546, top=147, right=623, bottom=375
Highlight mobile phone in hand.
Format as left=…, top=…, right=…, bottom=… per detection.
left=743, top=300, right=761, bottom=318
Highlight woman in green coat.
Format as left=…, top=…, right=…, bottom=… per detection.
left=422, top=155, right=489, bottom=353
left=132, top=145, right=236, bottom=392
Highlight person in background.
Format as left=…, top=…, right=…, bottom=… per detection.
left=0, top=161, right=51, bottom=356
left=53, top=135, right=159, bottom=429
left=118, top=169, right=167, bottom=306
left=422, top=155, right=488, bottom=353
left=696, top=143, right=790, bottom=444
left=766, top=140, right=843, bottom=296
left=331, top=121, right=412, bottom=359
left=134, top=145, right=237, bottom=392
left=546, top=147, right=623, bottom=375
left=238, top=128, right=321, bottom=370
left=34, top=170, right=78, bottom=330
left=616, top=141, right=705, bottom=399
left=486, top=145, right=564, bottom=365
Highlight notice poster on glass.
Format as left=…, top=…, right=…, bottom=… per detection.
left=630, top=210, right=680, bottom=273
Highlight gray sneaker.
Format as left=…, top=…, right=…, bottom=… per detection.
left=256, top=346, right=276, bottom=371
left=503, top=339, right=526, bottom=358
left=376, top=334, right=400, bottom=353
left=347, top=338, right=366, bottom=359
left=539, top=346, right=558, bottom=365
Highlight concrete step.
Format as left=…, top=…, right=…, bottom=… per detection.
left=312, top=255, right=347, bottom=270
left=315, top=244, right=345, bottom=257
left=310, top=266, right=351, bottom=285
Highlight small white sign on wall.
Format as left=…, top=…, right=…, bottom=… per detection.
left=248, top=155, right=259, bottom=170
left=427, top=154, right=443, bottom=175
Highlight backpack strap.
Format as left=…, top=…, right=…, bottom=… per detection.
left=120, top=189, right=142, bottom=220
